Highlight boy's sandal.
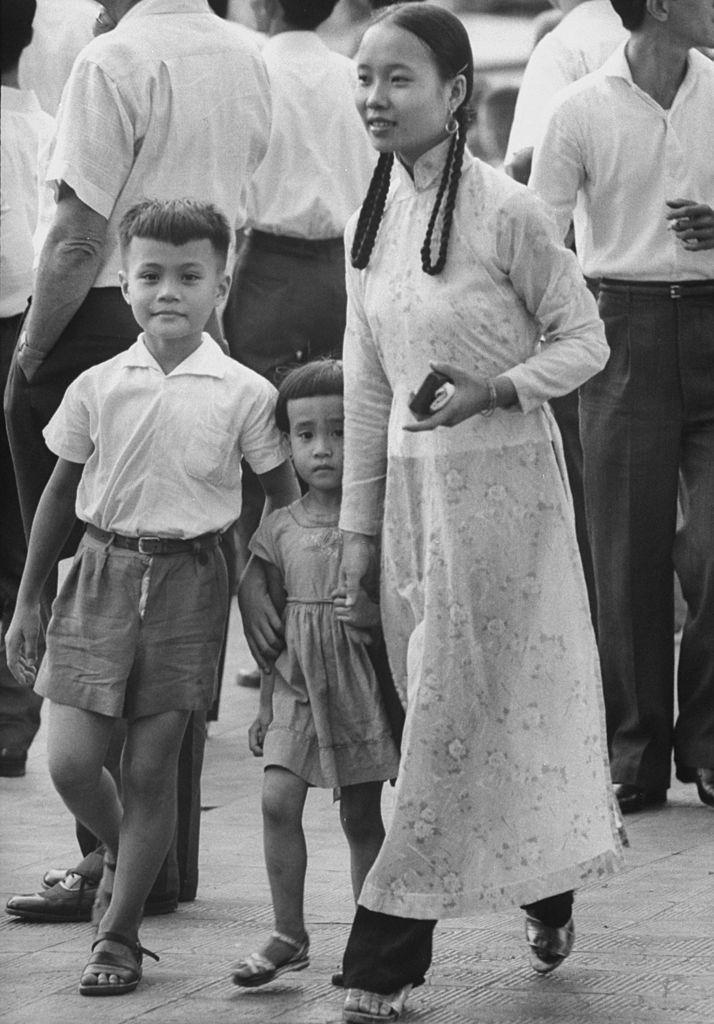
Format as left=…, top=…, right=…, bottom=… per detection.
left=231, top=930, right=310, bottom=988
left=91, top=858, right=117, bottom=931
left=79, top=930, right=160, bottom=997
left=343, top=984, right=412, bottom=1023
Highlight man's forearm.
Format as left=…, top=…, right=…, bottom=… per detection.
left=22, top=187, right=108, bottom=363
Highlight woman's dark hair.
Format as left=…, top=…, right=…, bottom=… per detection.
left=610, top=0, right=647, bottom=30
left=275, top=359, right=344, bottom=433
left=351, top=2, right=474, bottom=276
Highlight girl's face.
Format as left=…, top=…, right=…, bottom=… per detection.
left=287, top=394, right=344, bottom=496
left=355, top=23, right=466, bottom=169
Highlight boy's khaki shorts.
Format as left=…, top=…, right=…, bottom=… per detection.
left=35, top=530, right=229, bottom=720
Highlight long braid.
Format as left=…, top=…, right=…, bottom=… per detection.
left=351, top=153, right=394, bottom=270
left=420, top=107, right=467, bottom=276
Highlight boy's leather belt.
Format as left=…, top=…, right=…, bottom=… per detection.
left=85, top=523, right=220, bottom=556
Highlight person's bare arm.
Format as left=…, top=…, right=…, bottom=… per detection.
left=5, top=459, right=85, bottom=683
left=237, top=459, right=299, bottom=671
left=18, top=184, right=107, bottom=381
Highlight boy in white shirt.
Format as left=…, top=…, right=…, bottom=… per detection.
left=5, top=197, right=298, bottom=997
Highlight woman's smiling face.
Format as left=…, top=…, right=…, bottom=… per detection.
left=355, top=23, right=465, bottom=170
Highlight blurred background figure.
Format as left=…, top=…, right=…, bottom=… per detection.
left=1, top=0, right=54, bottom=778
left=18, top=0, right=98, bottom=116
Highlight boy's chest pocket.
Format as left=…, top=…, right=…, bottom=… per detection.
left=184, top=420, right=235, bottom=486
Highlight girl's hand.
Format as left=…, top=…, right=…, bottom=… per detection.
left=4, top=605, right=41, bottom=686
left=248, top=705, right=273, bottom=756
left=666, top=199, right=714, bottom=251
left=403, top=362, right=516, bottom=431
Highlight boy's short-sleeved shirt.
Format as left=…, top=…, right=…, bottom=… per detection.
left=43, top=334, right=288, bottom=538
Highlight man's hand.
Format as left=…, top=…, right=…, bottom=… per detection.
left=5, top=604, right=42, bottom=686
left=666, top=199, right=714, bottom=251
left=16, top=340, right=46, bottom=383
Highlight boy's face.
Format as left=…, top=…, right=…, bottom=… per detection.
left=119, top=237, right=230, bottom=348
left=287, top=394, right=344, bottom=495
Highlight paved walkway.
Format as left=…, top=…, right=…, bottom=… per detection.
left=2, top=609, right=713, bottom=1024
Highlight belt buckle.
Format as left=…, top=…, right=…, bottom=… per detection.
left=138, top=535, right=162, bottom=555
left=670, top=284, right=682, bottom=299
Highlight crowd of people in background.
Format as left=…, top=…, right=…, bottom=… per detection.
left=1, top=0, right=712, bottom=1021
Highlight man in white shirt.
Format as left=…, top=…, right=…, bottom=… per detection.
left=3, top=0, right=270, bottom=913
left=506, top=0, right=626, bottom=183
left=531, top=0, right=714, bottom=814
left=1, top=0, right=54, bottom=780
left=222, top=0, right=375, bottom=683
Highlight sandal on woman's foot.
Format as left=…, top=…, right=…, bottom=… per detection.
left=231, top=930, right=309, bottom=987
left=525, top=914, right=575, bottom=974
left=79, top=930, right=159, bottom=996
left=91, top=858, right=116, bottom=931
left=343, top=985, right=412, bottom=1023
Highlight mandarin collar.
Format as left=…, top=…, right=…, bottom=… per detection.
left=394, top=136, right=473, bottom=194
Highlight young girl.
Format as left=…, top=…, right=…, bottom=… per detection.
left=232, top=359, right=400, bottom=989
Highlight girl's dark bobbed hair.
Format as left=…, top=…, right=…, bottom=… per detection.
left=275, top=359, right=344, bottom=433
left=351, top=2, right=474, bottom=276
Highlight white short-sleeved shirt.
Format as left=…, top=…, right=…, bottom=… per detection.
left=246, top=32, right=375, bottom=239
left=531, top=45, right=714, bottom=281
left=505, top=0, right=626, bottom=164
left=39, top=0, right=271, bottom=287
left=43, top=334, right=288, bottom=538
left=0, top=88, right=54, bottom=317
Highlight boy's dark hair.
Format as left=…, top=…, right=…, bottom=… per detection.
left=351, top=2, right=474, bottom=277
left=275, top=359, right=344, bottom=433
left=610, top=0, right=647, bottom=30
left=1, top=0, right=36, bottom=74
left=277, top=0, right=339, bottom=30
left=119, top=198, right=232, bottom=263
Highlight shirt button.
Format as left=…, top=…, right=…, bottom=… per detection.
left=295, top=349, right=305, bottom=362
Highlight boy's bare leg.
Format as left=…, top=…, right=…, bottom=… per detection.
left=94, top=710, right=190, bottom=943
left=47, top=702, right=122, bottom=858
left=260, top=766, right=309, bottom=961
left=340, top=782, right=385, bottom=901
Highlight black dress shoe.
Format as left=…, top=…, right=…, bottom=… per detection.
left=6, top=874, right=97, bottom=921
left=613, top=784, right=667, bottom=815
left=0, top=746, right=27, bottom=778
left=694, top=768, right=714, bottom=808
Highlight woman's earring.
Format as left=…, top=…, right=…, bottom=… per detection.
left=445, top=111, right=459, bottom=136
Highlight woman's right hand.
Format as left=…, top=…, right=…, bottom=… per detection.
left=338, top=532, right=377, bottom=620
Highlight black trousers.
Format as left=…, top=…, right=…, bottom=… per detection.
left=342, top=892, right=574, bottom=993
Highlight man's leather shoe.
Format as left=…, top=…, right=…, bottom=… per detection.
left=0, top=746, right=27, bottom=778
left=613, top=783, right=667, bottom=814
left=694, top=768, right=714, bottom=808
left=6, top=874, right=96, bottom=921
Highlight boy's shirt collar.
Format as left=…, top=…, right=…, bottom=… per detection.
left=122, top=332, right=227, bottom=378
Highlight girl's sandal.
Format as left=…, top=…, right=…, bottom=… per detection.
left=91, top=858, right=116, bottom=931
left=78, top=930, right=159, bottom=997
left=231, top=930, right=310, bottom=987
left=343, top=984, right=412, bottom=1023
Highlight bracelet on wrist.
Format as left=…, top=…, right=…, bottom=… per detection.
left=480, top=378, right=498, bottom=417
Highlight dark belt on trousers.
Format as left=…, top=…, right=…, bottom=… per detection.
left=249, top=229, right=344, bottom=258
left=598, top=278, right=714, bottom=299
left=85, top=523, right=221, bottom=556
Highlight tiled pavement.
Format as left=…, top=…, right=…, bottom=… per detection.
left=1, top=609, right=713, bottom=1024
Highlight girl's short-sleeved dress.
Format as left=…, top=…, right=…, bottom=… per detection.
left=340, top=140, right=625, bottom=919
left=250, top=498, right=400, bottom=789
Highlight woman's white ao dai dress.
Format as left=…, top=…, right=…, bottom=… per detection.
left=339, top=140, right=624, bottom=919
